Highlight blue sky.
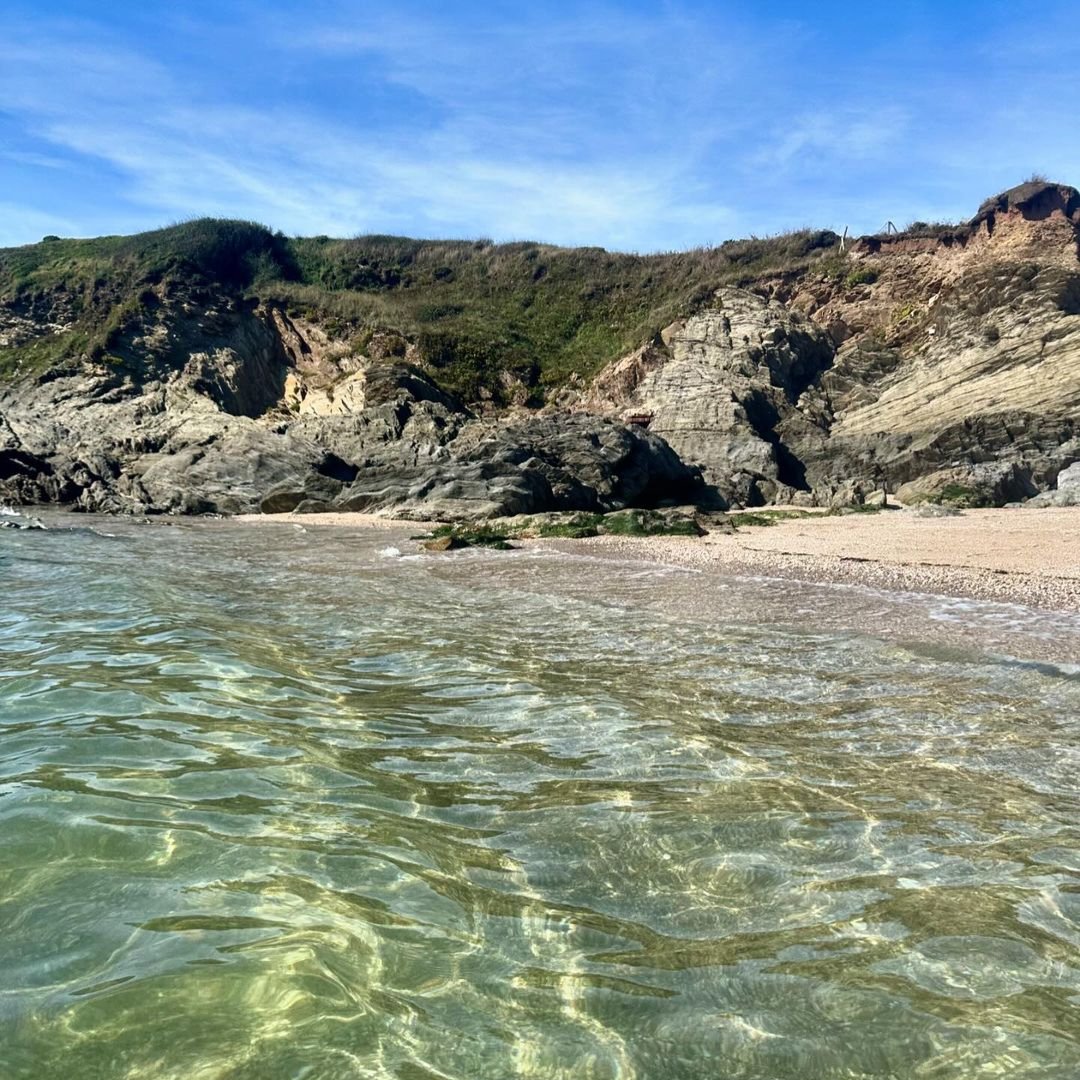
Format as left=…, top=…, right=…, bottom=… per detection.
left=2, top=1, right=1078, bottom=250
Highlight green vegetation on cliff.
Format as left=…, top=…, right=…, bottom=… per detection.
left=0, top=218, right=841, bottom=396
left=0, top=220, right=298, bottom=378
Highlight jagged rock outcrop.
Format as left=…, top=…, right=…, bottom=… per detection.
left=894, top=463, right=1038, bottom=508
left=579, top=289, right=833, bottom=505
left=0, top=298, right=698, bottom=518
left=449, top=412, right=699, bottom=518
left=273, top=413, right=700, bottom=521
left=790, top=190, right=1080, bottom=498
left=1028, top=461, right=1080, bottom=506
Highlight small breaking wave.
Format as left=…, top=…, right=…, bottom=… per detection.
left=0, top=506, right=46, bottom=530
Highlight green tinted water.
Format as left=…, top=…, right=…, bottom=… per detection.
left=1, top=517, right=1079, bottom=1079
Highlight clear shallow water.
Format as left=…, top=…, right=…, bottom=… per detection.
left=2, top=517, right=1079, bottom=1079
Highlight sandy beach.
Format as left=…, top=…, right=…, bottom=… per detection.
left=241, top=506, right=1080, bottom=612
left=567, top=507, right=1080, bottom=612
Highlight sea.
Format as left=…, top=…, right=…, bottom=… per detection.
left=2, top=510, right=1079, bottom=1079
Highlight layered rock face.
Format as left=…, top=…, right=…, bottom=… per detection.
left=579, top=291, right=833, bottom=505
left=795, top=187, right=1080, bottom=497
left=2, top=180, right=1080, bottom=516
left=579, top=182, right=1080, bottom=506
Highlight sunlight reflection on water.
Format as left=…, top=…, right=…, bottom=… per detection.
left=0, top=516, right=1078, bottom=1078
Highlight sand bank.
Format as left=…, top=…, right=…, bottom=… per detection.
left=553, top=507, right=1080, bottom=612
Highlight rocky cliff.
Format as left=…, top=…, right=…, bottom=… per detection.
left=0, top=290, right=700, bottom=519
left=2, top=181, right=1079, bottom=516
left=576, top=181, right=1080, bottom=507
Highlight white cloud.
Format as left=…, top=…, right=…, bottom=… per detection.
left=0, top=149, right=71, bottom=170
left=0, top=12, right=750, bottom=248
left=1, top=6, right=1078, bottom=248
left=756, top=107, right=910, bottom=170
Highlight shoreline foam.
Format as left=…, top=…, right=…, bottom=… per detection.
left=241, top=506, right=1080, bottom=613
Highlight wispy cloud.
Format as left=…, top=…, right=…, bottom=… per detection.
left=1, top=3, right=1079, bottom=249
left=0, top=9, right=752, bottom=248
left=755, top=107, right=910, bottom=170
left=0, top=149, right=71, bottom=170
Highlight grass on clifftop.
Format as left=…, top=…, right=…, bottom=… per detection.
left=0, top=220, right=296, bottom=297
left=272, top=228, right=840, bottom=399
left=0, top=219, right=840, bottom=395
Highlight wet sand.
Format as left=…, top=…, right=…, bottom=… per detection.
left=240, top=507, right=1080, bottom=613
left=238, top=511, right=418, bottom=530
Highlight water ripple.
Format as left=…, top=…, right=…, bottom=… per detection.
left=0, top=518, right=1078, bottom=1078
